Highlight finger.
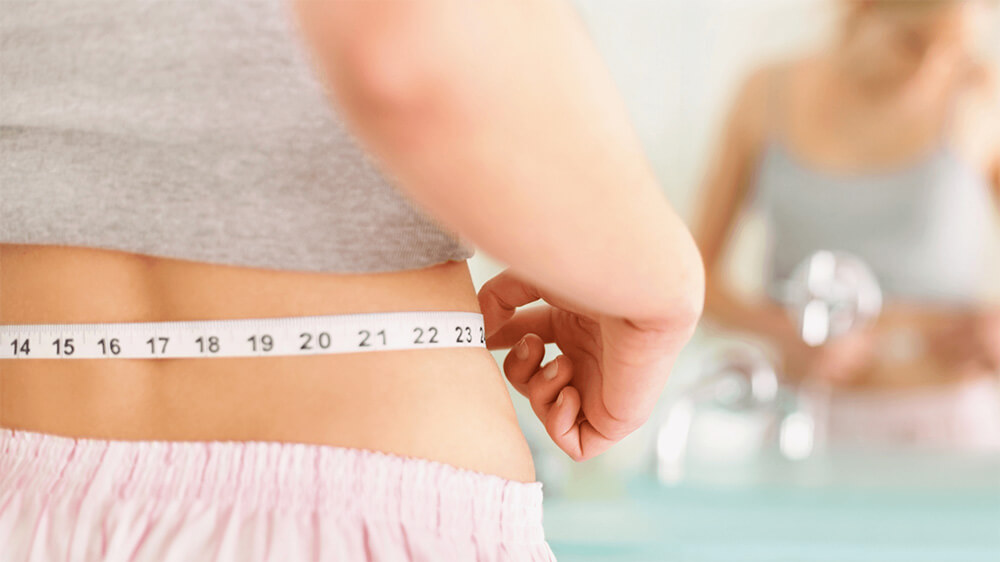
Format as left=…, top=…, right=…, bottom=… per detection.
left=486, top=305, right=557, bottom=350
left=544, top=386, right=620, bottom=462
left=544, top=385, right=584, bottom=460
left=502, top=333, right=546, bottom=396
left=527, top=355, right=574, bottom=421
left=575, top=421, right=621, bottom=461
left=478, top=269, right=543, bottom=339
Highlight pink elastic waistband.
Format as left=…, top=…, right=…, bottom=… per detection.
left=0, top=428, right=546, bottom=544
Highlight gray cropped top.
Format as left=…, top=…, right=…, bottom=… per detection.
left=751, top=71, right=994, bottom=305
left=0, top=0, right=475, bottom=273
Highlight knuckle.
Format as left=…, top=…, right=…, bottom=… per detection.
left=603, top=416, right=644, bottom=440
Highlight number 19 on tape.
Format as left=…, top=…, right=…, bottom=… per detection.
left=0, top=311, right=487, bottom=360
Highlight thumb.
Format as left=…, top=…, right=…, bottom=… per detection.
left=477, top=269, right=541, bottom=338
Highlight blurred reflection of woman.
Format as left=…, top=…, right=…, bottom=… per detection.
left=695, top=0, right=1000, bottom=450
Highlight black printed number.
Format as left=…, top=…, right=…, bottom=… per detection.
left=247, top=334, right=274, bottom=352
left=9, top=338, right=30, bottom=357
left=97, top=338, right=121, bottom=356
left=195, top=336, right=220, bottom=354
left=455, top=326, right=473, bottom=344
left=299, top=332, right=332, bottom=350
left=51, top=338, right=75, bottom=356
left=146, top=337, right=169, bottom=355
left=413, top=327, right=439, bottom=344
left=480, top=326, right=485, bottom=344
left=358, top=329, right=387, bottom=348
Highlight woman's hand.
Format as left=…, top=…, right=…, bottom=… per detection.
left=478, top=269, right=698, bottom=462
left=928, top=309, right=1000, bottom=375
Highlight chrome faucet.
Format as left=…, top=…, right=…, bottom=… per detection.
left=656, top=250, right=883, bottom=484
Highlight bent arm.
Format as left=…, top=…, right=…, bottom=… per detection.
left=987, top=72, right=1000, bottom=197
left=691, top=68, right=798, bottom=345
left=291, top=0, right=703, bottom=329
left=969, top=62, right=1000, bottom=205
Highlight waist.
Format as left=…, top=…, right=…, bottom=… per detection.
left=0, top=243, right=535, bottom=482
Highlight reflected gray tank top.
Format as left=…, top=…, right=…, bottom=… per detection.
left=751, top=72, right=994, bottom=305
left=0, top=0, right=474, bottom=273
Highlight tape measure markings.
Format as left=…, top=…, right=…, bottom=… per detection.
left=0, top=311, right=486, bottom=359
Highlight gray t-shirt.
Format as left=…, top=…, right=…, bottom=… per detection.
left=0, top=0, right=474, bottom=273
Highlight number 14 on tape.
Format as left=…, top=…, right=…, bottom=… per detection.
left=0, top=311, right=486, bottom=359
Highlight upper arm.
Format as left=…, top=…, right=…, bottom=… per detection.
left=975, top=66, right=1000, bottom=201
left=991, top=139, right=1000, bottom=203
left=989, top=79, right=1000, bottom=201
left=979, top=78, right=1000, bottom=204
left=290, top=2, right=459, bottom=114
left=291, top=0, right=704, bottom=322
left=993, top=154, right=1000, bottom=201
left=959, top=61, right=1000, bottom=202
left=691, top=65, right=773, bottom=275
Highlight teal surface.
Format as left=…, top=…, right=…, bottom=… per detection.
left=542, top=453, right=1000, bottom=562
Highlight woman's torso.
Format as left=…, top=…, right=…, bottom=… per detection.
left=0, top=0, right=534, bottom=482
left=750, top=56, right=999, bottom=388
left=0, top=244, right=536, bottom=483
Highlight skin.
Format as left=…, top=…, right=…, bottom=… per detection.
left=693, top=0, right=1000, bottom=390
left=0, top=0, right=704, bottom=483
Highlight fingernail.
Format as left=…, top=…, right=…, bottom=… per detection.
left=555, top=389, right=565, bottom=407
left=515, top=337, right=529, bottom=360
left=542, top=359, right=559, bottom=381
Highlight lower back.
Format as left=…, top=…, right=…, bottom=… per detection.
left=0, top=244, right=535, bottom=482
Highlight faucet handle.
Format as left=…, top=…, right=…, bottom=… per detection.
left=777, top=250, right=883, bottom=346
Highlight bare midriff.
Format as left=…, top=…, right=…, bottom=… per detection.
left=0, top=243, right=535, bottom=483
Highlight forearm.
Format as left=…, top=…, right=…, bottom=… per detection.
left=704, top=277, right=798, bottom=345
left=293, top=0, right=703, bottom=326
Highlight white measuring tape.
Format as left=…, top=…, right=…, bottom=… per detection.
left=0, top=311, right=486, bottom=360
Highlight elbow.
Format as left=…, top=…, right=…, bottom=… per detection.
left=669, top=228, right=707, bottom=334
left=632, top=234, right=706, bottom=340
left=667, top=262, right=706, bottom=340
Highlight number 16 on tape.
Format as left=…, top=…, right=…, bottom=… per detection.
left=0, top=311, right=486, bottom=360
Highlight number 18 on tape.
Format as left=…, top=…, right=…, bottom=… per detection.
left=0, top=311, right=487, bottom=360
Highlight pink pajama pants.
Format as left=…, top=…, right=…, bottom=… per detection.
left=0, top=429, right=556, bottom=561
